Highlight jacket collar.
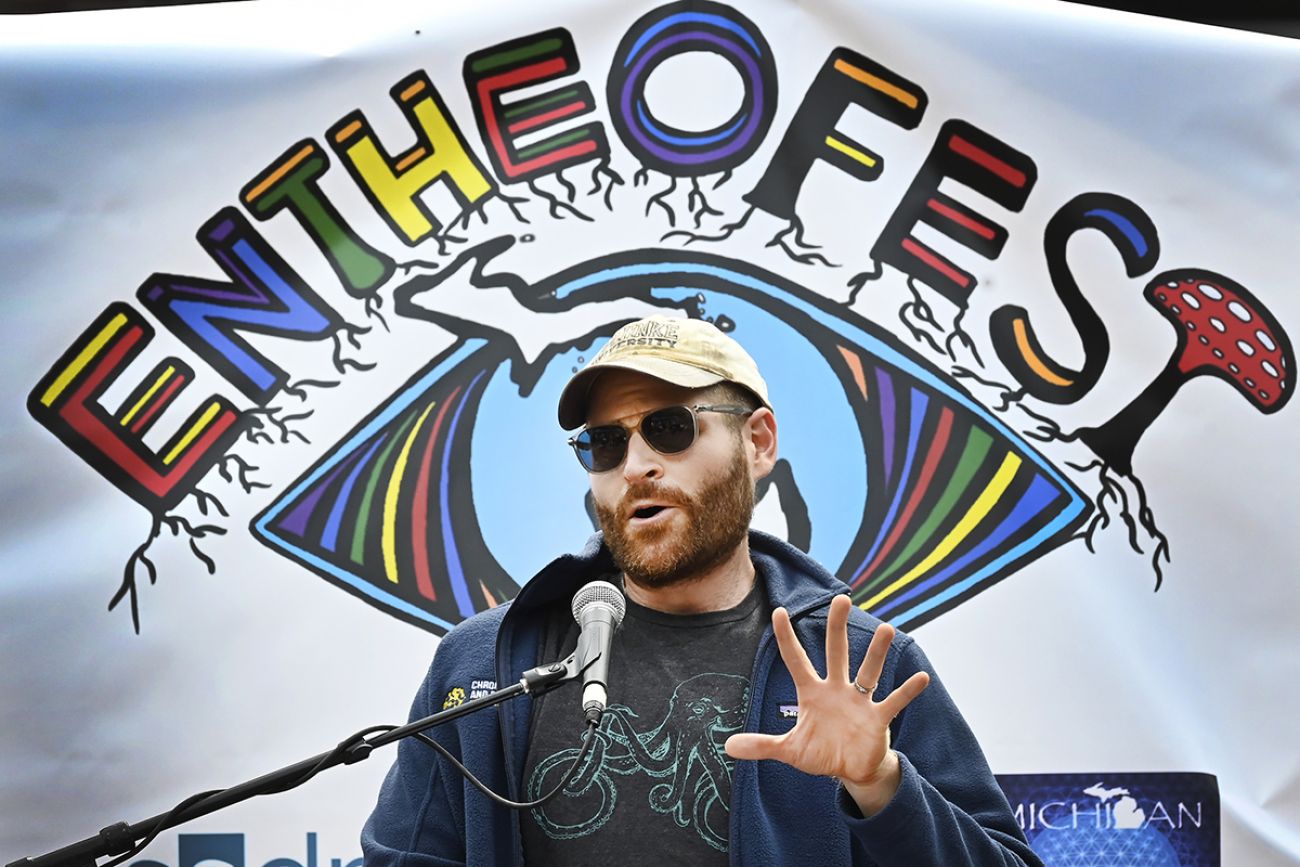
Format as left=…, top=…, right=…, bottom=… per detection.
left=504, top=528, right=849, bottom=628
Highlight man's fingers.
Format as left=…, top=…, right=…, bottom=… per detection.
left=854, top=622, right=895, bottom=692
left=772, top=607, right=820, bottom=687
left=826, top=595, right=851, bottom=682
left=724, top=732, right=784, bottom=762
left=879, top=670, right=931, bottom=718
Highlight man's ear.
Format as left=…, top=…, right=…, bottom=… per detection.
left=747, top=408, right=778, bottom=480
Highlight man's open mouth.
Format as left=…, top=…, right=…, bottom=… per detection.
left=632, top=505, right=668, bottom=520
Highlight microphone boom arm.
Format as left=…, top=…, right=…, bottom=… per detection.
left=6, top=657, right=582, bottom=867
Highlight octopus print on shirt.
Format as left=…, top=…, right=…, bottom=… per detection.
left=520, top=578, right=768, bottom=865
left=528, top=671, right=750, bottom=850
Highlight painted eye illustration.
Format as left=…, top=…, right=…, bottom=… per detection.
left=254, top=251, right=1088, bottom=635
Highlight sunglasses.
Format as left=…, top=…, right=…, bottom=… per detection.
left=568, top=404, right=754, bottom=473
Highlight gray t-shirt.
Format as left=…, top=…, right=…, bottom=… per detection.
left=521, top=576, right=769, bottom=866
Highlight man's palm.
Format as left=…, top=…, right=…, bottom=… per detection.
left=725, top=595, right=930, bottom=787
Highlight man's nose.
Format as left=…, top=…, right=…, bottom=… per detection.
left=622, top=431, right=663, bottom=481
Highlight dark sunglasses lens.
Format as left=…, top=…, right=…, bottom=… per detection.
left=641, top=406, right=695, bottom=454
left=576, top=425, right=628, bottom=472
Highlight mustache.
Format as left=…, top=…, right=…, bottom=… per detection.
left=619, top=482, right=690, bottom=512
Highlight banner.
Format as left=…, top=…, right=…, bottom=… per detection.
left=2, top=0, right=1298, bottom=863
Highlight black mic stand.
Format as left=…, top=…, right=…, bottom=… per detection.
left=7, top=655, right=581, bottom=867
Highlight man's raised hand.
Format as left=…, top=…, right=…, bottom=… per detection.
left=724, top=595, right=931, bottom=815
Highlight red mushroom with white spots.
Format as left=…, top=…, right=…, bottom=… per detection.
left=1078, top=268, right=1293, bottom=475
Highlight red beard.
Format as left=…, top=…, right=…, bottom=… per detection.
left=595, top=446, right=754, bottom=589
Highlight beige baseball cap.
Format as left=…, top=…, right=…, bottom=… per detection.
left=558, top=314, right=771, bottom=429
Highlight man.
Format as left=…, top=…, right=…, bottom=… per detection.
left=363, top=315, right=1040, bottom=866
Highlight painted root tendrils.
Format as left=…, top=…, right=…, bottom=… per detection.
left=436, top=210, right=476, bottom=256
left=527, top=177, right=593, bottom=222
left=845, top=260, right=884, bottom=308
left=686, top=178, right=724, bottom=229
left=766, top=216, right=837, bottom=268
left=282, top=377, right=340, bottom=402
left=950, top=366, right=1025, bottom=414
left=945, top=308, right=984, bottom=367
left=434, top=228, right=469, bottom=258
left=641, top=172, right=678, bottom=227
left=363, top=292, right=390, bottom=332
left=331, top=322, right=375, bottom=374
left=1014, top=411, right=1172, bottom=588
left=243, top=406, right=313, bottom=446
left=437, top=193, right=532, bottom=256
left=894, top=278, right=981, bottom=365
left=217, top=453, right=271, bottom=494
left=661, top=203, right=755, bottom=247
left=638, top=171, right=734, bottom=230
left=190, top=487, right=227, bottom=519
left=588, top=158, right=625, bottom=211
left=661, top=205, right=838, bottom=269
left=898, top=276, right=945, bottom=354
left=1065, top=460, right=1171, bottom=590
left=488, top=190, right=531, bottom=225
left=554, top=167, right=579, bottom=203
left=398, top=258, right=442, bottom=283
left=110, top=501, right=228, bottom=633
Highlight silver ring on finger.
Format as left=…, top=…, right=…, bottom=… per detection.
left=853, top=680, right=877, bottom=696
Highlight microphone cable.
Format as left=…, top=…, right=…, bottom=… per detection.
left=412, top=717, right=601, bottom=809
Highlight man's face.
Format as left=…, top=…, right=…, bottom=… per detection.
left=583, top=370, right=756, bottom=589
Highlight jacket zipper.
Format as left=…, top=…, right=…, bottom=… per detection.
left=729, top=589, right=839, bottom=866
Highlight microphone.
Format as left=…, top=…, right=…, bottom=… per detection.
left=571, top=580, right=626, bottom=724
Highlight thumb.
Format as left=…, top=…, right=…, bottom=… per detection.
left=725, top=732, right=783, bottom=762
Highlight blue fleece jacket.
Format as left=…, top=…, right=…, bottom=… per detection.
left=361, top=531, right=1041, bottom=866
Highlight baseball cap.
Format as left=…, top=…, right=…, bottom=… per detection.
left=557, top=314, right=771, bottom=429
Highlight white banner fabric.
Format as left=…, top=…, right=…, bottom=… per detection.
left=2, top=1, right=1298, bottom=864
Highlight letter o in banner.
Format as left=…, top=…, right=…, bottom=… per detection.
left=608, top=1, right=778, bottom=177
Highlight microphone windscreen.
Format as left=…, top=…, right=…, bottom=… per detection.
left=571, top=580, right=626, bottom=625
